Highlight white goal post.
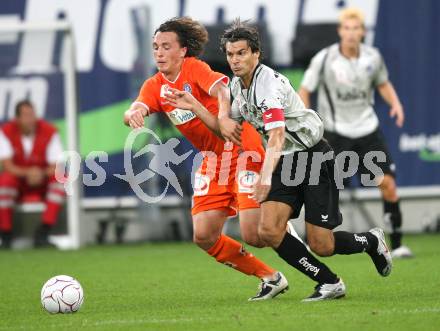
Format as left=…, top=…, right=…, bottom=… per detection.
left=0, top=20, right=82, bottom=249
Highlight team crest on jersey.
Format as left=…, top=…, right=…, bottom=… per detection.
left=366, top=64, right=375, bottom=76
left=183, top=83, right=192, bottom=94
left=238, top=170, right=258, bottom=193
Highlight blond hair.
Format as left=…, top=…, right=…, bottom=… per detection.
left=339, top=8, right=365, bottom=27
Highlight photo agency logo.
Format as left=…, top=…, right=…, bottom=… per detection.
left=115, top=128, right=193, bottom=203
left=55, top=128, right=192, bottom=202
left=55, top=132, right=387, bottom=202
left=278, top=150, right=387, bottom=188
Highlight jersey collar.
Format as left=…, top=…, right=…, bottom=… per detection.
left=338, top=43, right=362, bottom=60
left=239, top=63, right=262, bottom=90
left=161, top=58, right=185, bottom=83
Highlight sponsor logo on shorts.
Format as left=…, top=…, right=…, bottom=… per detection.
left=321, top=214, right=328, bottom=222
left=193, top=173, right=210, bottom=196
left=299, top=257, right=320, bottom=276
left=238, top=170, right=258, bottom=193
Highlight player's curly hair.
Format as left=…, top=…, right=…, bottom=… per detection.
left=220, top=18, right=262, bottom=59
left=155, top=17, right=208, bottom=57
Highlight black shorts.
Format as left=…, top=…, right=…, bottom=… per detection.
left=324, top=129, right=396, bottom=183
left=265, top=140, right=343, bottom=230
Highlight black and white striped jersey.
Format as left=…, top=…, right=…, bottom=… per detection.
left=230, top=64, right=323, bottom=155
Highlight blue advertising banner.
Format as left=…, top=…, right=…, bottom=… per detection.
left=1, top=0, right=438, bottom=199
left=374, top=0, right=440, bottom=186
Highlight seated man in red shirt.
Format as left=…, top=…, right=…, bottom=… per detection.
left=0, top=100, right=65, bottom=248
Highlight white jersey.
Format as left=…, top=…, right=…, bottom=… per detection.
left=301, top=43, right=389, bottom=138
left=230, top=64, right=323, bottom=155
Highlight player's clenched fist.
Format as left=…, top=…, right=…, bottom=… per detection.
left=218, top=116, right=242, bottom=146
left=124, top=104, right=148, bottom=129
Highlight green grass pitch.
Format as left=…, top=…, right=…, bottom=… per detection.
left=1, top=234, right=439, bottom=331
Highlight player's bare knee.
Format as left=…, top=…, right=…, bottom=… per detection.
left=193, top=231, right=218, bottom=250
left=257, top=224, right=270, bottom=243
left=240, top=226, right=260, bottom=247
left=258, top=223, right=283, bottom=247
left=241, top=225, right=266, bottom=247
left=308, top=237, right=334, bottom=257
left=243, top=234, right=265, bottom=248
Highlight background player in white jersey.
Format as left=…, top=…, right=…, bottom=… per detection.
left=298, top=8, right=412, bottom=258
left=212, top=19, right=394, bottom=301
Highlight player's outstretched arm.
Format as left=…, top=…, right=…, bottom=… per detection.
left=211, top=82, right=242, bottom=146
left=377, top=81, right=405, bottom=127
left=123, top=103, right=149, bottom=128
left=252, top=126, right=285, bottom=203
left=164, top=88, right=223, bottom=138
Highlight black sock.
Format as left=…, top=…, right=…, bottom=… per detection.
left=384, top=200, right=402, bottom=249
left=275, top=232, right=338, bottom=284
left=333, top=231, right=378, bottom=255
left=0, top=231, right=12, bottom=249
left=37, top=223, right=51, bottom=234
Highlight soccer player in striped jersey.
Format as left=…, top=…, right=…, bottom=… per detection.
left=124, top=17, right=288, bottom=301
left=298, top=8, right=412, bottom=258
left=208, top=19, right=392, bottom=301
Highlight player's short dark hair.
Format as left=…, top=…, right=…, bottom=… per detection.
left=220, top=18, right=262, bottom=58
left=155, top=17, right=208, bottom=57
left=15, top=100, right=34, bottom=117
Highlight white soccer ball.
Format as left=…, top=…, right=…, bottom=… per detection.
left=41, top=275, right=84, bottom=314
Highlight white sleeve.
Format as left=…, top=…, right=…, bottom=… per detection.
left=300, top=49, right=327, bottom=92
left=373, top=52, right=389, bottom=86
left=256, top=72, right=285, bottom=110
left=0, top=131, right=13, bottom=160
left=46, top=133, right=64, bottom=164
left=255, top=74, right=286, bottom=131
